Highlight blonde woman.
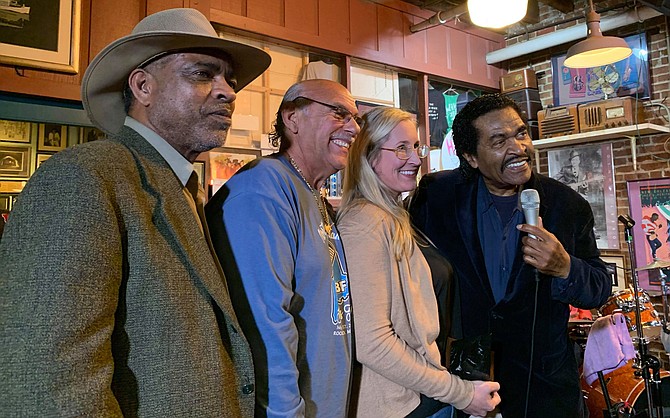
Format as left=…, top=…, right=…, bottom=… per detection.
left=337, top=107, right=500, bottom=418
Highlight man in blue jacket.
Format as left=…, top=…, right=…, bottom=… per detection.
left=410, top=94, right=611, bottom=418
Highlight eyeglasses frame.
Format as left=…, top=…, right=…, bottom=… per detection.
left=293, top=96, right=363, bottom=126
left=380, top=143, right=430, bottom=160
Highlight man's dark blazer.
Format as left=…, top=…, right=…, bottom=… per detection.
left=0, top=127, right=255, bottom=417
left=410, top=169, right=611, bottom=418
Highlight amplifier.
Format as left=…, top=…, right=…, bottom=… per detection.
left=537, top=105, right=579, bottom=139
left=500, top=69, right=538, bottom=93
left=505, top=88, right=541, bottom=122
left=578, top=97, right=646, bottom=133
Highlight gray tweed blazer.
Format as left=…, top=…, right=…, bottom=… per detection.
left=0, top=126, right=254, bottom=417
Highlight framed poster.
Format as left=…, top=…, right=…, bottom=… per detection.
left=0, top=120, right=31, bottom=143
left=627, top=178, right=670, bottom=289
left=601, top=255, right=626, bottom=292
left=548, top=142, right=618, bottom=250
left=38, top=124, right=67, bottom=151
left=551, top=33, right=650, bottom=106
left=0, top=0, right=82, bottom=73
left=0, top=144, right=31, bottom=178
left=209, top=147, right=261, bottom=194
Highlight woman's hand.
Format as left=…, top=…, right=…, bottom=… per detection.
left=462, top=380, right=501, bottom=417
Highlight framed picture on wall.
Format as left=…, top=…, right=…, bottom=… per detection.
left=627, top=178, right=670, bottom=289
left=209, top=147, right=261, bottom=195
left=38, top=124, right=67, bottom=151
left=79, top=126, right=106, bottom=144
left=0, top=194, right=11, bottom=211
left=0, top=144, right=32, bottom=178
left=547, top=142, right=619, bottom=250
left=551, top=33, right=650, bottom=106
left=0, top=0, right=82, bottom=73
left=36, top=153, right=53, bottom=169
left=0, top=120, right=31, bottom=143
left=601, top=255, right=627, bottom=292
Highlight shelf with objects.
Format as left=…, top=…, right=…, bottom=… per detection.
left=532, top=122, right=670, bottom=171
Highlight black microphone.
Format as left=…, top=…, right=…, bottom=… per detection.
left=618, top=214, right=635, bottom=229
left=520, top=189, right=540, bottom=239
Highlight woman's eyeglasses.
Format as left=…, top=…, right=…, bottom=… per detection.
left=380, top=144, right=430, bottom=160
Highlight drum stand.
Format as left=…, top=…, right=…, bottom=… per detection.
left=619, top=215, right=664, bottom=418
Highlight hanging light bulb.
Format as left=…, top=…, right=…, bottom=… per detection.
left=468, top=0, right=528, bottom=29
left=563, top=0, right=632, bottom=68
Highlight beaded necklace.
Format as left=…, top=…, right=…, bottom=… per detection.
left=287, top=154, right=333, bottom=236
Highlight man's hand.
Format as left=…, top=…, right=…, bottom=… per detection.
left=462, top=381, right=501, bottom=417
left=517, top=217, right=571, bottom=278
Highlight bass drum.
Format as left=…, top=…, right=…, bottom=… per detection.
left=582, top=360, right=670, bottom=417
left=599, top=288, right=662, bottom=332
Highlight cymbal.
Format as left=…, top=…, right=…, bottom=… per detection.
left=636, top=259, right=670, bottom=271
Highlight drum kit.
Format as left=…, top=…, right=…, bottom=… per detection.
left=575, top=215, right=670, bottom=418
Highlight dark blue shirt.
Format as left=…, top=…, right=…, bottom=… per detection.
left=476, top=177, right=523, bottom=303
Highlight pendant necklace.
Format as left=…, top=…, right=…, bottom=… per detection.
left=287, top=154, right=333, bottom=236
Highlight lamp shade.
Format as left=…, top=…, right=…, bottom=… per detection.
left=468, top=0, right=527, bottom=29
left=563, top=10, right=632, bottom=68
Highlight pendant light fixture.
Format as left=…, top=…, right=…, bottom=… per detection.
left=467, top=0, right=528, bottom=29
left=563, top=0, right=632, bottom=68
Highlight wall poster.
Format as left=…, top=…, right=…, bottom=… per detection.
left=627, top=178, right=670, bottom=289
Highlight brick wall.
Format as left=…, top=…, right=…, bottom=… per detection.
left=505, top=1, right=670, bottom=266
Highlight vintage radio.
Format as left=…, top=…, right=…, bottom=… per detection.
left=500, top=69, right=538, bottom=93
left=537, top=104, right=580, bottom=139
left=578, top=97, right=646, bottom=133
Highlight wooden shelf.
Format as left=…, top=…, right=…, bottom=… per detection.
left=532, top=123, right=670, bottom=171
left=533, top=123, right=670, bottom=149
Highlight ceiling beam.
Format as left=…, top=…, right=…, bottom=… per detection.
left=541, top=0, right=574, bottom=14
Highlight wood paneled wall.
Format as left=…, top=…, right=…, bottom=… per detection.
left=210, top=0, right=504, bottom=88
left=0, top=0, right=503, bottom=101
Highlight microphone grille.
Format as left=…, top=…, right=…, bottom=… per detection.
left=520, top=189, right=540, bottom=207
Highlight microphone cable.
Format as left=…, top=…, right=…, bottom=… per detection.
left=523, top=269, right=541, bottom=418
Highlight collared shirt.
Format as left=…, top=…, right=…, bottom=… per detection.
left=476, top=177, right=523, bottom=304
left=124, top=116, right=194, bottom=186
left=124, top=117, right=202, bottom=231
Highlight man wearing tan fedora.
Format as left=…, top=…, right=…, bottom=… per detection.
left=0, top=8, right=270, bottom=416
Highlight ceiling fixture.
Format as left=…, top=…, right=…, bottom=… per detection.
left=467, top=0, right=527, bottom=29
left=563, top=0, right=632, bottom=68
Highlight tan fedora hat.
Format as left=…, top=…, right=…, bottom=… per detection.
left=82, top=8, right=271, bottom=135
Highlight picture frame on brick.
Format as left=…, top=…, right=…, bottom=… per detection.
left=551, top=33, right=650, bottom=106
left=627, top=177, right=670, bottom=289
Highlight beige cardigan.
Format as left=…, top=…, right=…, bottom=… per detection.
left=338, top=203, right=474, bottom=418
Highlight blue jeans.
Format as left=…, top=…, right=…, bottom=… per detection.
left=427, top=405, right=453, bottom=418
left=406, top=395, right=453, bottom=418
